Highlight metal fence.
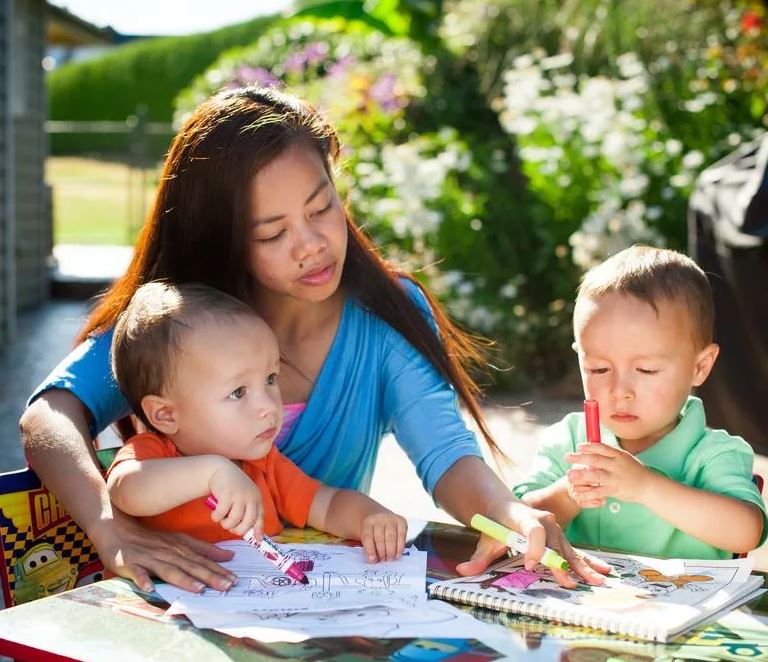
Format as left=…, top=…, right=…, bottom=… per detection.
left=45, top=108, right=174, bottom=244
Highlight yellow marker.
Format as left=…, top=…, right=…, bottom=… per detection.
left=470, top=514, right=569, bottom=571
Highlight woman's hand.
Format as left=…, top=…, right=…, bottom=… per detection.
left=455, top=502, right=612, bottom=588
left=89, top=509, right=237, bottom=594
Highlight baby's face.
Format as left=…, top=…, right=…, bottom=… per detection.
left=573, top=292, right=716, bottom=453
left=166, top=316, right=283, bottom=461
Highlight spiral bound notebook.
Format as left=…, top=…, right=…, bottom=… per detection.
left=427, top=550, right=765, bottom=642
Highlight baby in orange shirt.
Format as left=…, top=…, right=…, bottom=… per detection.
left=105, top=282, right=406, bottom=581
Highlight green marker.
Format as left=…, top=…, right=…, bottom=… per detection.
left=470, top=514, right=569, bottom=571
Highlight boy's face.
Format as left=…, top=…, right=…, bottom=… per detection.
left=573, top=292, right=718, bottom=453
left=158, top=316, right=283, bottom=461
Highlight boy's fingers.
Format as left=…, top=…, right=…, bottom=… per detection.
left=384, top=521, right=400, bottom=560
left=372, top=522, right=388, bottom=561
left=220, top=502, right=245, bottom=530
left=397, top=519, right=407, bottom=557
left=565, top=453, right=609, bottom=468
left=252, top=511, right=264, bottom=539
left=360, top=522, right=378, bottom=562
left=576, top=443, right=617, bottom=456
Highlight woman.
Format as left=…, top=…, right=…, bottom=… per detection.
left=21, top=87, right=609, bottom=592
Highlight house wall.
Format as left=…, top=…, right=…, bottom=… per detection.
left=13, top=0, right=48, bottom=310
left=0, top=1, right=12, bottom=346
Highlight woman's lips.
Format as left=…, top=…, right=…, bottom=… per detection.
left=299, top=263, right=335, bottom=286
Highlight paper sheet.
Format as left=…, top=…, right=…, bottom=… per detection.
left=182, top=600, right=503, bottom=642
left=157, top=541, right=428, bottom=614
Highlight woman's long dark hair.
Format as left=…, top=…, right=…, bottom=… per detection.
left=80, top=86, right=501, bottom=455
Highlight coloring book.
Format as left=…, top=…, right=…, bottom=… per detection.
left=427, top=550, right=765, bottom=642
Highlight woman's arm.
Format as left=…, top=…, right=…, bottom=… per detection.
left=378, top=308, right=609, bottom=586
left=20, top=390, right=236, bottom=592
left=433, top=456, right=611, bottom=586
left=519, top=477, right=582, bottom=527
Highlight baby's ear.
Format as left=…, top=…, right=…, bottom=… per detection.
left=692, top=343, right=720, bottom=387
left=140, top=395, right=179, bottom=435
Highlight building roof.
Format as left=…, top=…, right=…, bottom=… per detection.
left=46, top=2, right=113, bottom=46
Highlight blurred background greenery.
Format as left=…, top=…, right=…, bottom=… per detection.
left=46, top=0, right=768, bottom=390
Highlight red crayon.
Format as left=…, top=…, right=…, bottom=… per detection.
left=204, top=495, right=309, bottom=584
left=584, top=399, right=602, bottom=443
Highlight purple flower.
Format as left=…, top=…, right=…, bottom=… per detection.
left=303, top=41, right=329, bottom=66
left=236, top=66, right=280, bottom=88
left=282, top=51, right=307, bottom=74
left=370, top=73, right=402, bottom=112
left=327, top=55, right=356, bottom=78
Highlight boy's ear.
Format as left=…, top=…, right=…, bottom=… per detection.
left=140, top=395, right=179, bottom=435
left=692, top=343, right=720, bottom=387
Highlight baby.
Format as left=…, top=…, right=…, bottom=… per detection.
left=106, top=282, right=406, bottom=590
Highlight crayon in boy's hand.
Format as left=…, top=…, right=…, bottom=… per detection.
left=584, top=399, right=602, bottom=443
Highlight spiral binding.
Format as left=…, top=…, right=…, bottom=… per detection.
left=428, top=584, right=666, bottom=642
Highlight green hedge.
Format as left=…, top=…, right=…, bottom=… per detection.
left=47, top=15, right=279, bottom=155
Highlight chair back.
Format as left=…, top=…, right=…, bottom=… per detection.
left=0, top=448, right=117, bottom=607
left=736, top=472, right=765, bottom=560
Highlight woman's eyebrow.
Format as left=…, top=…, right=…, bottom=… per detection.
left=253, top=180, right=330, bottom=225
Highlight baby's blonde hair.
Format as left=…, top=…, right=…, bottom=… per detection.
left=576, top=245, right=714, bottom=348
left=111, top=281, right=261, bottom=430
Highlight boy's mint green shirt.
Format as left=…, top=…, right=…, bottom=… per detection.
left=513, top=396, right=767, bottom=559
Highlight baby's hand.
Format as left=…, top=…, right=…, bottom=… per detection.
left=565, top=443, right=651, bottom=506
left=208, top=460, right=264, bottom=538
left=360, top=511, right=407, bottom=563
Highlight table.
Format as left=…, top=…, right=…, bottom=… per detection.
left=0, top=521, right=767, bottom=661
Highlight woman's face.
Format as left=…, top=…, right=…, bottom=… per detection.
left=248, top=142, right=348, bottom=304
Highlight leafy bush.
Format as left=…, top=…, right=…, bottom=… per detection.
left=441, top=0, right=768, bottom=268
left=175, top=3, right=767, bottom=389
left=48, top=15, right=278, bottom=154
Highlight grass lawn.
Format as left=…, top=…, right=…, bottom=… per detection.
left=46, top=156, right=160, bottom=245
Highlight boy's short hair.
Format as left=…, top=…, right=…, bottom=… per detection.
left=111, top=282, right=260, bottom=429
left=576, top=245, right=714, bottom=348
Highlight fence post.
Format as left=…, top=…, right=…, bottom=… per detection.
left=127, top=104, right=149, bottom=243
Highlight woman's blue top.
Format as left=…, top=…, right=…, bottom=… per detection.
left=29, top=281, right=482, bottom=495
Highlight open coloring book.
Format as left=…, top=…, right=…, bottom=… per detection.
left=427, top=550, right=765, bottom=642
left=157, top=541, right=428, bottom=614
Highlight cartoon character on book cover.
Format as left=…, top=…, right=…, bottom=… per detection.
left=0, top=482, right=102, bottom=605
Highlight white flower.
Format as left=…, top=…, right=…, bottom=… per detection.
left=682, top=150, right=705, bottom=170
left=500, top=283, right=518, bottom=299
left=616, top=52, right=645, bottom=79
left=670, top=173, right=692, bottom=188
left=665, top=139, right=683, bottom=156
left=619, top=173, right=649, bottom=198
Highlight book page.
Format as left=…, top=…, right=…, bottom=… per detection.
left=157, top=542, right=427, bottom=614
left=428, top=550, right=762, bottom=640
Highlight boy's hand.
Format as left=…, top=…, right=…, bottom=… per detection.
left=565, top=443, right=652, bottom=507
left=208, top=460, right=264, bottom=538
left=360, top=511, right=407, bottom=563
